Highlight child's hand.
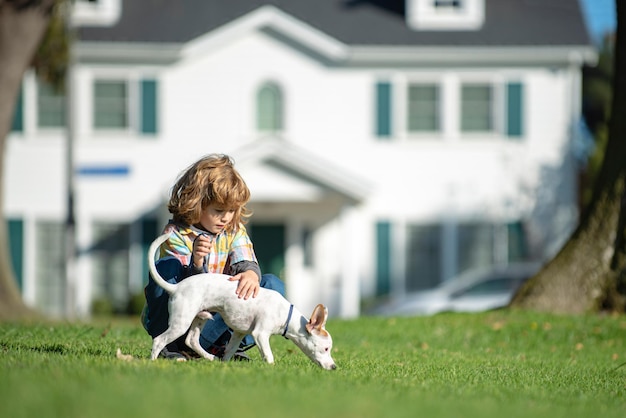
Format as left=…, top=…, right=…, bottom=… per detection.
left=229, top=271, right=260, bottom=300
left=192, top=234, right=213, bottom=268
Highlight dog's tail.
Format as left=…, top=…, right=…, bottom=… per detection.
left=148, top=233, right=178, bottom=294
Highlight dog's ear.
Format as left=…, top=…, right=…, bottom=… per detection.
left=306, top=304, right=329, bottom=336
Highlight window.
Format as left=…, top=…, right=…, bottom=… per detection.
left=94, top=80, right=128, bottom=129
left=407, top=84, right=440, bottom=133
left=73, top=0, right=121, bottom=27
left=375, top=79, right=522, bottom=140
left=257, top=82, right=283, bottom=133
left=91, top=78, right=158, bottom=135
left=92, top=222, right=130, bottom=313
left=403, top=221, right=528, bottom=292
left=407, top=0, right=484, bottom=30
left=406, top=224, right=442, bottom=291
left=461, top=84, right=493, bottom=132
left=434, top=0, right=462, bottom=10
left=37, top=81, right=66, bottom=128
left=457, top=222, right=494, bottom=272
left=35, top=221, right=65, bottom=317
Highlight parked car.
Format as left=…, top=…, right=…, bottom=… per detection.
left=370, top=262, right=542, bottom=316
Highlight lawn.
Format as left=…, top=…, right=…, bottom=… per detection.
left=0, top=310, right=624, bottom=418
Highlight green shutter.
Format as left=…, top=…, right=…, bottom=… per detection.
left=376, top=81, right=392, bottom=138
left=140, top=79, right=158, bottom=135
left=507, top=221, right=527, bottom=261
left=376, top=221, right=392, bottom=295
left=8, top=219, right=24, bottom=290
left=11, top=86, right=24, bottom=132
left=506, top=82, right=523, bottom=138
left=141, top=218, right=159, bottom=285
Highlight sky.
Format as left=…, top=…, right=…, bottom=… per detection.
left=579, top=0, right=617, bottom=43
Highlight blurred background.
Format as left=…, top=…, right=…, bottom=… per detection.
left=3, top=0, right=616, bottom=319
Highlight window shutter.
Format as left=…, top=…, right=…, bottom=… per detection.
left=140, top=79, right=158, bottom=135
left=375, top=81, right=392, bottom=138
left=507, top=221, right=527, bottom=261
left=8, top=219, right=24, bottom=290
left=376, top=221, right=392, bottom=295
left=11, top=86, right=24, bottom=133
left=506, top=82, right=523, bottom=138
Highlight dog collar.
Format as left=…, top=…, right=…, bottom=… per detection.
left=282, top=304, right=294, bottom=339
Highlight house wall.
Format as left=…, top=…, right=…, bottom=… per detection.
left=4, top=23, right=582, bottom=318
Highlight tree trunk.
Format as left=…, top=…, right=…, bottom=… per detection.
left=510, top=0, right=626, bottom=313
left=0, top=1, right=56, bottom=320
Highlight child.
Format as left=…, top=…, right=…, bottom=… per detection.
left=141, top=154, right=285, bottom=361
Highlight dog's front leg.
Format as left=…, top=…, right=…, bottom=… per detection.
left=221, top=332, right=245, bottom=362
left=253, top=333, right=274, bottom=364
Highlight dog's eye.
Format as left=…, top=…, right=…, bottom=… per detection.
left=324, top=347, right=329, bottom=352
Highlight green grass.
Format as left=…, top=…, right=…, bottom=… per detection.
left=1, top=310, right=624, bottom=418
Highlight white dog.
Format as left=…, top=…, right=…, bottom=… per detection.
left=148, top=233, right=336, bottom=370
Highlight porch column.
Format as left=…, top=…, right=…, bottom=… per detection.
left=285, top=219, right=305, bottom=309
left=340, top=205, right=360, bottom=318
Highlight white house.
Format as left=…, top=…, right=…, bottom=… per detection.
left=5, top=0, right=596, bottom=318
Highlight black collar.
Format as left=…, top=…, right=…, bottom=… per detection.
left=282, top=304, right=294, bottom=339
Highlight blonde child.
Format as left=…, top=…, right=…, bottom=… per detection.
left=142, top=154, right=285, bottom=360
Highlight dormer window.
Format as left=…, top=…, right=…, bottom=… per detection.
left=434, top=0, right=462, bottom=10
left=406, top=0, right=485, bottom=31
left=72, top=0, right=121, bottom=27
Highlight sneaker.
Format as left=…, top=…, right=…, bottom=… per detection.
left=239, top=342, right=256, bottom=352
left=232, top=350, right=250, bottom=361
left=204, top=330, right=254, bottom=361
left=167, top=334, right=202, bottom=360
left=207, top=344, right=226, bottom=358
left=158, top=345, right=187, bottom=362
left=206, top=343, right=250, bottom=361
left=179, top=348, right=202, bottom=360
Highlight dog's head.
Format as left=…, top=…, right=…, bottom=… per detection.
left=304, top=304, right=336, bottom=370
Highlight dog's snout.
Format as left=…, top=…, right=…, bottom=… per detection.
left=323, top=362, right=337, bottom=370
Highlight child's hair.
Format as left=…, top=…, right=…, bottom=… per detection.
left=168, top=154, right=251, bottom=230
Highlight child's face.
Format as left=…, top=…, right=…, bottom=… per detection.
left=198, top=203, right=236, bottom=234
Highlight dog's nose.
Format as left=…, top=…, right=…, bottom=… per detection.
left=330, top=364, right=337, bottom=370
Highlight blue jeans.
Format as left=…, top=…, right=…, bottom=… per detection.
left=142, top=258, right=285, bottom=351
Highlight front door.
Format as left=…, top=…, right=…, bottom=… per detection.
left=249, top=223, right=285, bottom=279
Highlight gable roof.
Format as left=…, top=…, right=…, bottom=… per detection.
left=231, top=139, right=371, bottom=204
left=79, top=0, right=592, bottom=48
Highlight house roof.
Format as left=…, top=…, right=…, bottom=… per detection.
left=231, top=139, right=371, bottom=204
left=79, top=0, right=592, bottom=48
